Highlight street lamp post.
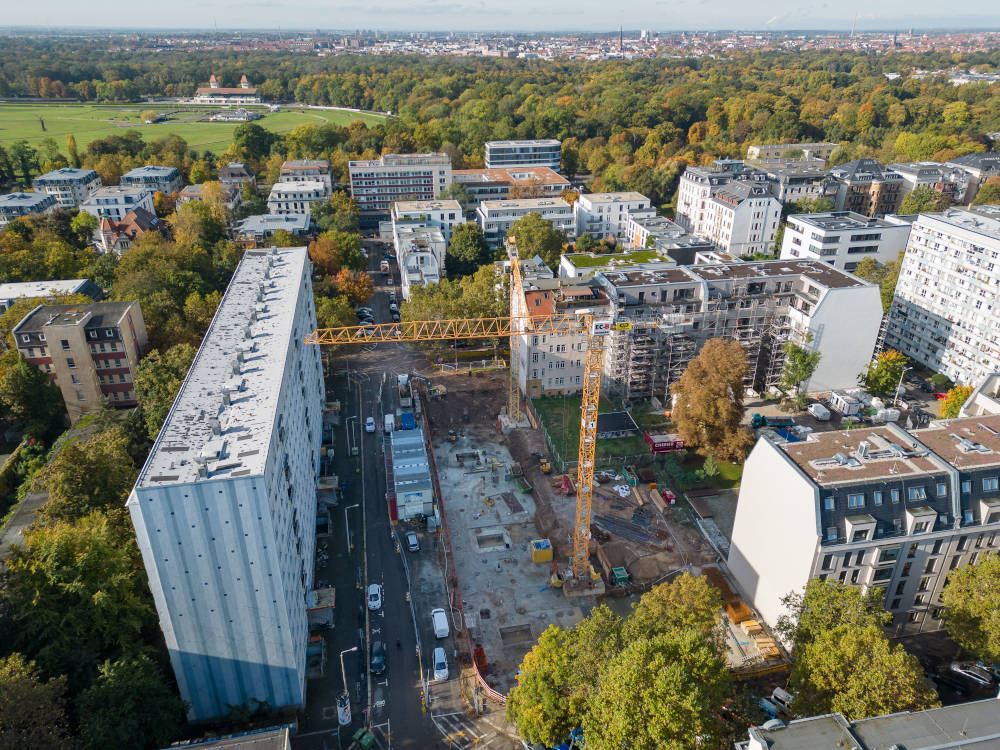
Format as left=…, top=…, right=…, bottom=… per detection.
left=337, top=646, right=358, bottom=726
left=345, top=416, right=358, bottom=457
left=344, top=503, right=359, bottom=553
left=894, top=366, right=912, bottom=407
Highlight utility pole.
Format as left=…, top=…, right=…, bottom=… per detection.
left=337, top=646, right=358, bottom=726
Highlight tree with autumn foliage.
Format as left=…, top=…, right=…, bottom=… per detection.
left=333, top=269, right=374, bottom=305
left=860, top=349, right=909, bottom=397
left=670, top=338, right=754, bottom=461
left=308, top=231, right=365, bottom=276
left=938, top=385, right=974, bottom=418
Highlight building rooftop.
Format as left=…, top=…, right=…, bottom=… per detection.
left=789, top=211, right=902, bottom=232
left=164, top=724, right=292, bottom=749
left=13, top=300, right=134, bottom=332
left=690, top=259, right=867, bottom=288
left=395, top=224, right=446, bottom=248
left=349, top=153, right=450, bottom=168
left=485, top=138, right=561, bottom=147
left=123, top=165, right=180, bottom=178
left=918, top=207, right=1000, bottom=240
left=740, top=714, right=852, bottom=750
left=596, top=411, right=638, bottom=433
left=135, top=247, right=309, bottom=488
left=947, top=152, right=1000, bottom=170
left=268, top=181, right=327, bottom=195
left=86, top=186, right=151, bottom=199
left=234, top=214, right=311, bottom=234
left=830, top=158, right=902, bottom=181
left=912, top=414, right=1000, bottom=470
left=479, top=197, right=570, bottom=211
left=33, top=167, right=99, bottom=183
left=453, top=167, right=568, bottom=186
left=599, top=267, right=698, bottom=287
left=781, top=425, right=945, bottom=484
left=393, top=199, right=463, bottom=214
left=219, top=162, right=254, bottom=179
left=0, top=192, right=56, bottom=208
left=280, top=159, right=330, bottom=170
left=390, top=428, right=432, bottom=496
left=580, top=191, right=650, bottom=204
left=0, top=279, right=96, bottom=302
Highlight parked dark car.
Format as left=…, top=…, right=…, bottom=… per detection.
left=370, top=640, right=385, bottom=675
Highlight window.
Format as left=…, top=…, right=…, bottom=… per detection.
left=848, top=493, right=865, bottom=508
left=901, top=562, right=912, bottom=577
left=878, top=548, right=900, bottom=564
left=908, top=611, right=920, bottom=623
left=890, top=598, right=902, bottom=609
left=950, top=555, right=962, bottom=570
left=60, top=339, right=70, bottom=351
left=70, top=374, right=80, bottom=385
left=851, top=569, right=860, bottom=584
left=66, top=358, right=76, bottom=369
left=891, top=489, right=900, bottom=504
left=826, top=527, right=838, bottom=541
left=822, top=554, right=834, bottom=570
left=75, top=390, right=85, bottom=401
left=852, top=529, right=869, bottom=543
left=984, top=477, right=999, bottom=492
left=964, top=510, right=975, bottom=524
left=932, top=539, right=943, bottom=555
left=962, top=480, right=971, bottom=494
left=914, top=521, right=931, bottom=534
left=908, top=486, right=927, bottom=501
left=958, top=536, right=970, bottom=551
left=873, top=567, right=893, bottom=582
left=924, top=558, right=937, bottom=574
left=914, top=595, right=926, bottom=606
left=824, top=497, right=835, bottom=511
left=874, top=491, right=883, bottom=506
left=907, top=543, right=917, bottom=558
left=937, top=483, right=947, bottom=497
left=918, top=577, right=930, bottom=592
left=895, top=581, right=906, bottom=595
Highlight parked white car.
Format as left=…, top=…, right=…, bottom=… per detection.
left=365, top=416, right=376, bottom=433
left=433, top=647, right=449, bottom=681
left=367, top=583, right=382, bottom=611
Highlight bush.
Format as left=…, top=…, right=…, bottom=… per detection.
left=930, top=373, right=952, bottom=390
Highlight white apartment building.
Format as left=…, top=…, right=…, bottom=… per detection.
left=279, top=160, right=332, bottom=196
left=267, top=181, right=327, bottom=216
left=0, top=192, right=58, bottom=226
left=476, top=197, right=574, bottom=248
left=394, top=225, right=446, bottom=300
left=746, top=142, right=838, bottom=163
left=885, top=206, right=1000, bottom=386
left=391, top=199, right=464, bottom=245
left=127, top=246, right=324, bottom=721
left=484, top=139, right=561, bottom=171
left=675, top=160, right=764, bottom=235
left=701, top=181, right=782, bottom=256
left=79, top=186, right=155, bottom=223
left=32, top=168, right=102, bottom=208
left=573, top=192, right=655, bottom=241
left=729, top=415, right=1000, bottom=638
left=761, top=165, right=835, bottom=204
left=946, top=153, right=1000, bottom=203
left=889, top=161, right=971, bottom=204
left=781, top=212, right=912, bottom=271
left=348, top=153, right=452, bottom=216
left=121, top=165, right=183, bottom=195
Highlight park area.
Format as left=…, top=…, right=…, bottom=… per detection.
left=0, top=102, right=385, bottom=151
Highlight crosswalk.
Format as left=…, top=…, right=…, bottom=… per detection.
left=431, top=712, right=511, bottom=749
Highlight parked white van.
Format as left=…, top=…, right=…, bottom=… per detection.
left=431, top=608, right=449, bottom=638
left=433, top=647, right=449, bottom=681
left=384, top=414, right=395, bottom=433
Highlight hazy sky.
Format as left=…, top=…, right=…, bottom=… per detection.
left=6, top=0, right=1000, bottom=32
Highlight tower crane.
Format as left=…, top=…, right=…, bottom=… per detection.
left=305, top=261, right=626, bottom=586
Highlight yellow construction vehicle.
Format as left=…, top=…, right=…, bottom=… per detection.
left=539, top=457, right=551, bottom=473
left=306, top=255, right=611, bottom=590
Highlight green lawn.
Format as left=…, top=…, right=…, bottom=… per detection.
left=565, top=249, right=664, bottom=268
left=0, top=103, right=384, bottom=152
left=532, top=395, right=651, bottom=467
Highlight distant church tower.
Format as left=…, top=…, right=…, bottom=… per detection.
left=209, top=74, right=219, bottom=89
left=619, top=25, right=623, bottom=52
left=240, top=74, right=250, bottom=90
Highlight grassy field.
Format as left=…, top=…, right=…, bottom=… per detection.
left=532, top=394, right=652, bottom=466
left=0, top=103, right=385, bottom=152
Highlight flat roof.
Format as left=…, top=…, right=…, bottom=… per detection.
left=0, top=279, right=93, bottom=301
left=33, top=167, right=98, bottom=182
left=268, top=181, right=327, bottom=194
left=485, top=139, right=560, bottom=147
left=135, top=247, right=309, bottom=488
left=390, top=428, right=432, bottom=496
left=281, top=159, right=329, bottom=169
left=123, top=165, right=179, bottom=177
left=0, top=192, right=56, bottom=208
left=13, top=300, right=133, bottom=332
left=393, top=199, right=462, bottom=213
left=912, top=414, right=1000, bottom=470
left=689, top=260, right=868, bottom=289
left=599, top=267, right=697, bottom=286
left=453, top=167, right=568, bottom=186
left=235, top=214, right=310, bottom=233
left=596, top=411, right=638, bottom=433
left=789, top=211, right=902, bottom=232
left=781, top=425, right=945, bottom=484
left=479, top=197, right=570, bottom=211
left=740, top=714, right=853, bottom=750
left=349, top=153, right=450, bottom=168
left=917, top=207, right=1000, bottom=241
left=851, top=696, right=1000, bottom=748
left=580, top=191, right=650, bottom=203
left=166, top=724, right=293, bottom=749
left=86, top=185, right=150, bottom=198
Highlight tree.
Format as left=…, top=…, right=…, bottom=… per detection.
left=899, top=185, right=952, bottom=214
left=780, top=338, right=822, bottom=397
left=973, top=177, right=1000, bottom=206
left=790, top=624, right=938, bottom=720
left=938, top=385, right=973, bottom=418
left=77, top=653, right=185, bottom=750
left=37, top=426, right=137, bottom=524
left=777, top=578, right=891, bottom=648
left=670, top=338, right=754, bottom=461
left=70, top=210, right=98, bottom=248
left=0, top=653, right=76, bottom=749
left=183, top=289, right=222, bottom=336
left=232, top=122, right=277, bottom=160
left=861, top=349, right=909, bottom=397
left=311, top=192, right=361, bottom=234
left=574, top=232, right=596, bottom=253
left=315, top=295, right=355, bottom=329
left=308, top=231, right=364, bottom=276
left=65, top=134, right=80, bottom=169
left=134, top=344, right=197, bottom=440
left=0, top=511, right=156, bottom=686
left=140, top=110, right=158, bottom=123
left=941, top=553, right=1000, bottom=663
left=443, top=181, right=470, bottom=213
left=445, top=222, right=492, bottom=277
left=333, top=269, right=374, bottom=305
left=0, top=349, right=65, bottom=440
left=851, top=255, right=902, bottom=313
left=8, top=141, right=39, bottom=185
left=508, top=212, right=566, bottom=271
left=582, top=629, right=729, bottom=750
left=623, top=572, right=722, bottom=643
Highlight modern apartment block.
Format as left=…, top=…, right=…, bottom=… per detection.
left=266, top=181, right=327, bottom=216
left=477, top=197, right=574, bottom=248
left=781, top=211, right=912, bottom=271
left=624, top=216, right=714, bottom=263
left=391, top=199, right=464, bottom=245
left=484, top=139, right=561, bottom=171
left=348, top=153, right=452, bottom=217
left=700, top=181, right=782, bottom=256
left=32, top=167, right=102, bottom=208
left=676, top=160, right=763, bottom=234
left=235, top=214, right=311, bottom=244
left=178, top=183, right=241, bottom=212
left=829, top=159, right=904, bottom=217
left=80, top=186, right=155, bottom=223
left=279, top=160, right=332, bottom=196
left=888, top=161, right=971, bottom=203
left=0, top=192, right=58, bottom=226
left=573, top=192, right=655, bottom=241
left=120, top=165, right=183, bottom=195
left=746, top=142, right=838, bottom=163
left=127, top=246, right=324, bottom=721
left=759, top=164, right=835, bottom=204
left=394, top=225, right=446, bottom=300
left=593, top=260, right=882, bottom=404
left=946, top=152, right=1000, bottom=203
left=729, top=414, right=1000, bottom=637
left=452, top=167, right=569, bottom=214
left=12, top=301, right=147, bottom=421
left=885, top=206, right=1000, bottom=386
left=0, top=279, right=101, bottom=313
left=218, top=161, right=256, bottom=189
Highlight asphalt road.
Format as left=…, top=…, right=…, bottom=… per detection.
left=296, top=244, right=439, bottom=749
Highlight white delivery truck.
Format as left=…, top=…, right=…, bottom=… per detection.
left=431, top=608, right=450, bottom=638
left=384, top=414, right=395, bottom=433
left=807, top=402, right=831, bottom=421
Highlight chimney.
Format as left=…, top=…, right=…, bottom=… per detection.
left=222, top=390, right=231, bottom=406
left=208, top=417, right=221, bottom=435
